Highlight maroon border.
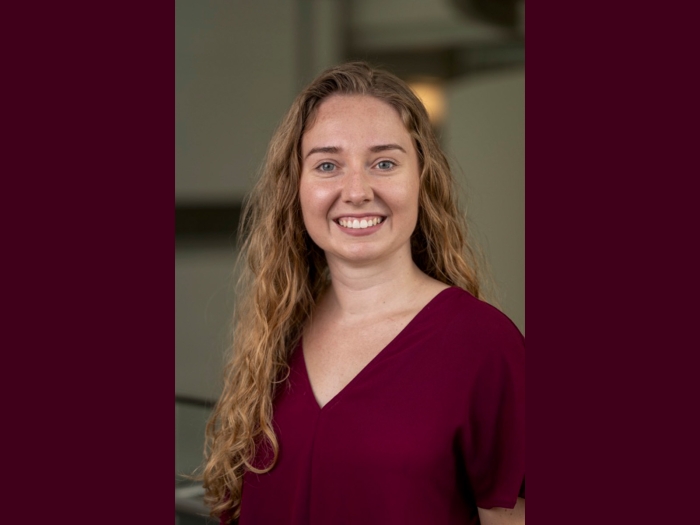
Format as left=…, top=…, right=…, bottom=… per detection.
left=526, top=3, right=592, bottom=522
left=89, top=4, right=173, bottom=522
left=4, top=3, right=174, bottom=523
left=526, top=2, right=699, bottom=523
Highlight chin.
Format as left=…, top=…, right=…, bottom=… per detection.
left=335, top=243, right=407, bottom=265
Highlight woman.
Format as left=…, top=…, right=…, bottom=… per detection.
left=203, top=62, right=525, bottom=524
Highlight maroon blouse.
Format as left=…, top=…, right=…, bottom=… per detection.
left=236, top=287, right=525, bottom=524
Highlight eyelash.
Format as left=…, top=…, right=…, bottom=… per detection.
left=314, top=160, right=397, bottom=173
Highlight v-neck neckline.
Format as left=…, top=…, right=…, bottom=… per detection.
left=298, top=286, right=456, bottom=412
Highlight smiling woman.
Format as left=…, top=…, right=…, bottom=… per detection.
left=202, top=62, right=525, bottom=525
left=300, top=95, right=420, bottom=266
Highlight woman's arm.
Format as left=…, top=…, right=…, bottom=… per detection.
left=477, top=497, right=525, bottom=525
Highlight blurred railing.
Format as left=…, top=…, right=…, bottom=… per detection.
left=176, top=396, right=216, bottom=525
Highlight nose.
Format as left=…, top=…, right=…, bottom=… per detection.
left=342, top=166, right=373, bottom=205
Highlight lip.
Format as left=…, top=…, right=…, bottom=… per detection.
left=333, top=215, right=386, bottom=236
left=331, top=213, right=386, bottom=220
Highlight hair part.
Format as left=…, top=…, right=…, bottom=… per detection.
left=202, top=61, right=491, bottom=522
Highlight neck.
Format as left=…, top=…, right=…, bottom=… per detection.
left=321, top=248, right=431, bottom=319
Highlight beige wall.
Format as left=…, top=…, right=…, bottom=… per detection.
left=176, top=0, right=297, bottom=202
left=446, top=68, right=525, bottom=334
left=175, top=242, right=238, bottom=400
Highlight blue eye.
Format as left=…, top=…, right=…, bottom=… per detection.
left=318, top=162, right=335, bottom=172
left=376, top=160, right=395, bottom=170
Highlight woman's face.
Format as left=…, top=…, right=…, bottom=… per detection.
left=299, top=95, right=421, bottom=267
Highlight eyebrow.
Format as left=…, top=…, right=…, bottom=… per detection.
left=304, top=143, right=406, bottom=159
left=304, top=146, right=341, bottom=159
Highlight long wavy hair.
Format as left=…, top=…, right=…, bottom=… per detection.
left=202, top=61, right=490, bottom=522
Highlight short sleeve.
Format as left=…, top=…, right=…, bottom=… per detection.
left=457, top=314, right=525, bottom=509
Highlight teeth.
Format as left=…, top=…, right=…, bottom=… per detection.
left=338, top=217, right=383, bottom=229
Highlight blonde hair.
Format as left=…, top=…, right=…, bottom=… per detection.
left=203, top=62, right=489, bottom=522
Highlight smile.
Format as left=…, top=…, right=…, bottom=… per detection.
left=335, top=216, right=385, bottom=229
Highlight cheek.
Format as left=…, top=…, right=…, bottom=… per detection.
left=399, top=179, right=421, bottom=230
left=299, top=181, right=333, bottom=225
left=389, top=179, right=421, bottom=216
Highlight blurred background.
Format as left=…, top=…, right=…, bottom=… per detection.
left=175, top=1, right=524, bottom=522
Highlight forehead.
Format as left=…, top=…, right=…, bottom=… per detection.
left=302, top=95, right=411, bottom=150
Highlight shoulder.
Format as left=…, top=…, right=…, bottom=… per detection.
left=438, top=287, right=523, bottom=343
left=437, top=291, right=525, bottom=433
left=426, top=287, right=525, bottom=371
